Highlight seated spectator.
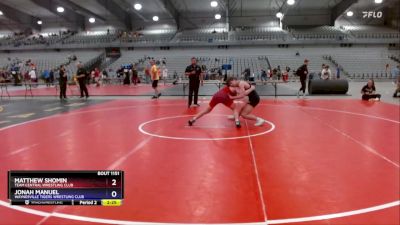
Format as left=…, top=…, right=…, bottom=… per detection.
left=260, top=69, right=267, bottom=82
left=321, top=65, right=331, bottom=80
left=393, top=76, right=400, bottom=98
left=361, top=79, right=381, bottom=101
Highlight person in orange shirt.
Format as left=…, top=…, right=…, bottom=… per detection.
left=150, top=60, right=161, bottom=99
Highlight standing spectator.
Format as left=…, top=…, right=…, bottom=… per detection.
left=102, top=69, right=108, bottom=78
left=277, top=66, right=282, bottom=80
left=385, top=63, right=389, bottom=73
left=296, top=59, right=309, bottom=98
left=185, top=57, right=203, bottom=107
left=59, top=65, right=67, bottom=100
left=162, top=66, right=168, bottom=80
left=321, top=65, right=331, bottom=80
left=76, top=63, right=89, bottom=99
left=272, top=68, right=278, bottom=80
left=282, top=69, right=289, bottom=82
left=123, top=67, right=130, bottom=85
left=150, top=60, right=161, bottom=99
left=29, top=68, right=37, bottom=82
left=144, top=65, right=151, bottom=84
left=392, top=65, right=400, bottom=79
left=336, top=66, right=340, bottom=79
left=43, top=69, right=50, bottom=86
left=49, top=69, right=54, bottom=85
left=361, top=79, right=381, bottom=101
left=94, top=68, right=100, bottom=86
left=131, top=66, right=138, bottom=86
left=243, top=68, right=250, bottom=81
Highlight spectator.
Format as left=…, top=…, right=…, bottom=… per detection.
left=282, top=69, right=289, bottom=82
left=102, top=69, right=108, bottom=78
left=321, top=65, right=331, bottom=80
left=272, top=68, right=278, bottom=80
left=150, top=60, right=161, bottom=99
left=318, top=64, right=325, bottom=78
left=94, top=68, right=100, bottom=86
left=393, top=76, right=400, bottom=98
left=131, top=66, right=138, bottom=86
left=277, top=67, right=282, bottom=80
left=361, top=79, right=381, bottom=101
left=385, top=63, right=389, bottom=73
left=144, top=65, right=151, bottom=84
left=336, top=67, right=340, bottom=79
left=260, top=69, right=267, bottom=83
left=43, top=69, right=50, bottom=86
left=59, top=65, right=67, bottom=100
left=243, top=68, right=250, bottom=81
left=392, top=65, right=400, bottom=79
left=49, top=69, right=54, bottom=85
left=29, top=68, right=37, bottom=82
left=162, top=66, right=168, bottom=80
left=295, top=59, right=309, bottom=98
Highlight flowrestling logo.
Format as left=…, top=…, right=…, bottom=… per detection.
left=362, top=11, right=383, bottom=18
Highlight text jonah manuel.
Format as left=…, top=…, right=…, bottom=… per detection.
left=15, top=189, right=60, bottom=195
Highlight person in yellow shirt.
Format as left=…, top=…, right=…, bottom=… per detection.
left=150, top=60, right=161, bottom=99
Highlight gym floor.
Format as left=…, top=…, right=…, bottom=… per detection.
left=0, top=81, right=399, bottom=225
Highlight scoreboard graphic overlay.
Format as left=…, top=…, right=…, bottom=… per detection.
left=8, top=171, right=124, bottom=206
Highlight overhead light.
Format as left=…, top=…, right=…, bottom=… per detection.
left=215, top=13, right=221, bottom=20
left=56, top=6, right=64, bottom=13
left=211, top=1, right=218, bottom=7
left=0, top=11, right=3, bottom=16
left=134, top=3, right=142, bottom=10
left=37, top=20, right=43, bottom=25
left=287, top=0, right=295, bottom=5
left=276, top=12, right=284, bottom=19
left=374, top=0, right=382, bottom=3
left=153, top=16, right=159, bottom=21
left=346, top=11, right=354, bottom=17
left=89, top=17, right=95, bottom=23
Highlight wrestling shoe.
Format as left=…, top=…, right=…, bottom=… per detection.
left=255, top=118, right=265, bottom=126
left=235, top=120, right=241, bottom=128
left=188, top=119, right=195, bottom=126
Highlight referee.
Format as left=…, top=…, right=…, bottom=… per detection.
left=76, top=63, right=89, bottom=99
left=185, top=57, right=203, bottom=108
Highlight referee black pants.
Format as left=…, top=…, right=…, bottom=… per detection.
left=78, top=80, right=89, bottom=97
left=60, top=81, right=67, bottom=99
left=188, top=78, right=200, bottom=107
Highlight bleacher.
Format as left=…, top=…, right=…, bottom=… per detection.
left=15, top=32, right=73, bottom=46
left=230, top=27, right=289, bottom=41
left=62, top=31, right=118, bottom=45
left=341, top=25, right=400, bottom=39
left=0, top=50, right=102, bottom=79
left=175, top=29, right=228, bottom=42
left=119, top=30, right=176, bottom=43
left=327, top=48, right=395, bottom=79
left=290, top=26, right=348, bottom=40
